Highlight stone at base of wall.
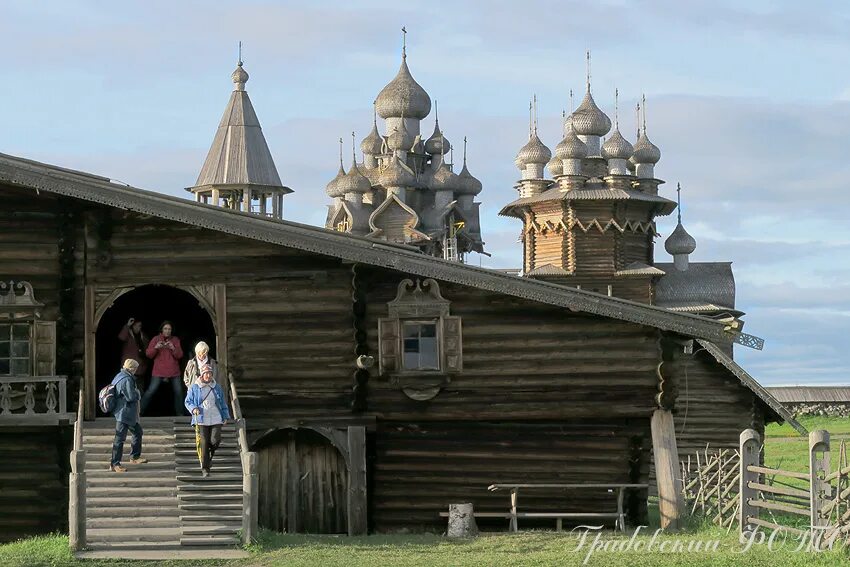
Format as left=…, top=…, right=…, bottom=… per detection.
left=787, top=402, right=850, bottom=418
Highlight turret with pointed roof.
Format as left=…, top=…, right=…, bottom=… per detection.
left=187, top=55, right=292, bottom=219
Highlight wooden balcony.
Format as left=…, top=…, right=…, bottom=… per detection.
left=0, top=375, right=75, bottom=426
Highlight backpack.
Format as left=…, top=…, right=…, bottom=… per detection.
left=98, top=377, right=127, bottom=414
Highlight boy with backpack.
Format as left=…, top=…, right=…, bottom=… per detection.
left=102, top=358, right=148, bottom=472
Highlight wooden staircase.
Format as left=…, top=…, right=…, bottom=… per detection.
left=81, top=417, right=242, bottom=553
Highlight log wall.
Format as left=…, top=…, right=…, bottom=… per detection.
left=0, top=427, right=71, bottom=542
left=372, top=420, right=650, bottom=531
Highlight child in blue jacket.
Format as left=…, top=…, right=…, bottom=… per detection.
left=184, top=365, right=231, bottom=477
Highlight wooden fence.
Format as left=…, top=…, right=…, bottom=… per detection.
left=682, top=429, right=850, bottom=548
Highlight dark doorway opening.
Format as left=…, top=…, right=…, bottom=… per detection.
left=95, top=284, right=216, bottom=417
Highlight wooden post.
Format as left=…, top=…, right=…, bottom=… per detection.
left=651, top=409, right=683, bottom=531
left=509, top=488, right=519, bottom=532
left=213, top=285, right=228, bottom=394
left=347, top=426, right=367, bottom=536
left=809, top=430, right=830, bottom=536
left=83, top=285, right=95, bottom=420
left=242, top=451, right=258, bottom=544
left=739, top=428, right=760, bottom=537
left=616, top=487, right=626, bottom=532
left=68, top=449, right=86, bottom=551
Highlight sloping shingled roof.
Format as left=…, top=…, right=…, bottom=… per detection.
left=697, top=340, right=805, bottom=434
left=0, top=152, right=799, bottom=431
left=0, top=151, right=744, bottom=346
left=767, top=387, right=850, bottom=404
left=655, top=262, right=737, bottom=314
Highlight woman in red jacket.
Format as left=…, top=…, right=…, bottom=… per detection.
left=140, top=321, right=185, bottom=416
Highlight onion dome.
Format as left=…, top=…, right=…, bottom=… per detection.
left=554, top=126, right=588, bottom=160
left=431, top=161, right=462, bottom=192
left=571, top=90, right=611, bottom=136
left=338, top=160, right=371, bottom=195
left=387, top=125, right=411, bottom=152
left=547, top=155, right=563, bottom=176
left=380, top=154, right=416, bottom=188
left=231, top=62, right=249, bottom=88
left=425, top=123, right=450, bottom=155
left=632, top=131, right=661, bottom=164
left=665, top=222, right=697, bottom=256
left=325, top=162, right=346, bottom=198
left=375, top=54, right=432, bottom=120
left=601, top=129, right=633, bottom=160
left=516, top=134, right=552, bottom=168
left=360, top=111, right=383, bottom=156
left=457, top=164, right=482, bottom=196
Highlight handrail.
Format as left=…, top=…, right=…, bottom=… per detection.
left=229, top=372, right=258, bottom=544
left=228, top=372, right=248, bottom=455
left=73, top=387, right=84, bottom=451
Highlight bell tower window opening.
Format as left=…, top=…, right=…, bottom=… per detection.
left=402, top=321, right=439, bottom=371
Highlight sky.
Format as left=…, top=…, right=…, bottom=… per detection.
left=2, top=0, right=848, bottom=385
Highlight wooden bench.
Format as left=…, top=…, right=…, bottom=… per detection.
left=487, top=483, right=650, bottom=533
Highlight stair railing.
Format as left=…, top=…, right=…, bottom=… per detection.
left=229, top=373, right=258, bottom=545
left=69, top=387, right=86, bottom=551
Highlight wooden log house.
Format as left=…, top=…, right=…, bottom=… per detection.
left=0, top=151, right=800, bottom=538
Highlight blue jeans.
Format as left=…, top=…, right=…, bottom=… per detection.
left=111, top=420, right=143, bottom=466
left=140, top=375, right=184, bottom=416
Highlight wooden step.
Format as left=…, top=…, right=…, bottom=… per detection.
left=178, top=483, right=242, bottom=492
left=87, top=496, right=178, bottom=508
left=181, top=514, right=242, bottom=523
left=87, top=527, right=180, bottom=543
left=87, top=516, right=181, bottom=529
left=180, top=535, right=240, bottom=547
left=182, top=525, right=240, bottom=536
left=177, top=473, right=242, bottom=482
left=87, top=505, right=180, bottom=518
left=178, top=492, right=242, bottom=501
left=88, top=486, right=177, bottom=497
left=179, top=502, right=242, bottom=512
left=87, top=476, right=178, bottom=487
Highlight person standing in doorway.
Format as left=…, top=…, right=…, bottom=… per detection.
left=141, top=320, right=185, bottom=416
left=110, top=358, right=148, bottom=472
left=118, top=318, right=149, bottom=387
left=183, top=341, right=219, bottom=387
left=185, top=364, right=231, bottom=477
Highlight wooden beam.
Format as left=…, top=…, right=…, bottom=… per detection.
left=83, top=285, right=95, bottom=420
left=214, top=284, right=228, bottom=394
left=651, top=409, right=683, bottom=531
left=347, top=426, right=367, bottom=536
left=286, top=431, right=298, bottom=534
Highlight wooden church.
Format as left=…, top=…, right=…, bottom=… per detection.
left=0, top=46, right=801, bottom=548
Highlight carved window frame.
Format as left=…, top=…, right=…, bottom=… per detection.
left=377, top=279, right=462, bottom=400
left=0, top=281, right=56, bottom=377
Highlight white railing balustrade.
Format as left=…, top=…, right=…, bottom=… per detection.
left=0, top=376, right=74, bottom=424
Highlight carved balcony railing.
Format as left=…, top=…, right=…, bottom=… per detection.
left=0, top=375, right=75, bottom=425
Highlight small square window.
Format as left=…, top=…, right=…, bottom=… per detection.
left=401, top=321, right=439, bottom=371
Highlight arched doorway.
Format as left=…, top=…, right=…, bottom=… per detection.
left=254, top=428, right=349, bottom=534
left=95, top=284, right=216, bottom=417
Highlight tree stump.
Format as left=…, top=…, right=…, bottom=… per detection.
left=447, top=503, right=479, bottom=538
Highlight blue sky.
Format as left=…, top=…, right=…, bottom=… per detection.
left=3, top=1, right=849, bottom=385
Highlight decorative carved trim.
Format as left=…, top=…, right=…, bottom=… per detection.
left=0, top=281, right=44, bottom=313
left=387, top=278, right=450, bottom=319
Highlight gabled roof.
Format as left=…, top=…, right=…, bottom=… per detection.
left=500, top=182, right=677, bottom=218
left=0, top=152, right=753, bottom=348
left=697, top=340, right=805, bottom=435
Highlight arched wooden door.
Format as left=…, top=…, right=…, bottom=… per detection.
left=256, top=428, right=348, bottom=534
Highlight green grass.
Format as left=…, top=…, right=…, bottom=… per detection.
left=1, top=528, right=846, bottom=567
left=765, top=416, right=850, bottom=438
